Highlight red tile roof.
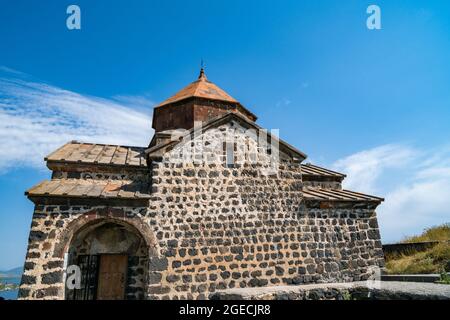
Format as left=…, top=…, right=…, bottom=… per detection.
left=156, top=68, right=238, bottom=107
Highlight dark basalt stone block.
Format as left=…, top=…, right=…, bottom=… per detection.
left=149, top=257, right=168, bottom=271
left=41, top=271, right=63, bottom=284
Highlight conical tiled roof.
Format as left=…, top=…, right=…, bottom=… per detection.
left=156, top=68, right=238, bottom=107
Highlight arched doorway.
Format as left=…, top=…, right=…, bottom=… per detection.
left=65, top=220, right=149, bottom=300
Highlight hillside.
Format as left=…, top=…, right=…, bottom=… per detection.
left=0, top=267, right=23, bottom=278
left=385, top=223, right=450, bottom=274
left=401, top=224, right=450, bottom=243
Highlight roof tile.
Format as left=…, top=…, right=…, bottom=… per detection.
left=46, top=142, right=147, bottom=168
left=301, top=163, right=346, bottom=177
left=156, top=69, right=238, bottom=107
left=303, top=187, right=383, bottom=202
left=26, top=179, right=151, bottom=200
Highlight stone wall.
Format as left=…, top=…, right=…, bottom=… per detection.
left=19, top=121, right=384, bottom=300
left=142, top=122, right=384, bottom=299
left=302, top=180, right=342, bottom=189
left=210, top=281, right=450, bottom=300
left=51, top=169, right=149, bottom=183
left=18, top=205, right=152, bottom=300
left=146, top=160, right=384, bottom=299
left=382, top=241, right=445, bottom=257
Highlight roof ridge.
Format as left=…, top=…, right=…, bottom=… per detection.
left=302, top=163, right=346, bottom=177
left=156, top=72, right=238, bottom=107
left=65, top=140, right=146, bottom=149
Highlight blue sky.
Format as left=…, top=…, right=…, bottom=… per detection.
left=1, top=0, right=450, bottom=270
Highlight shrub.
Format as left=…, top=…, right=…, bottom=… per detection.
left=436, top=271, right=450, bottom=285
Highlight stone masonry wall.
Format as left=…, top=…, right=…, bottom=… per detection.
left=19, top=121, right=384, bottom=300
left=146, top=161, right=383, bottom=299
left=19, top=197, right=384, bottom=300
left=302, top=180, right=342, bottom=189
left=18, top=205, right=152, bottom=300
left=143, top=122, right=384, bottom=299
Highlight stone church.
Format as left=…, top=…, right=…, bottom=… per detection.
left=19, top=69, right=385, bottom=300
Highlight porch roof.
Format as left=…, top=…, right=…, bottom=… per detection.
left=303, top=187, right=383, bottom=203
left=26, top=179, right=151, bottom=200
left=301, top=163, right=346, bottom=179
left=45, top=141, right=147, bottom=168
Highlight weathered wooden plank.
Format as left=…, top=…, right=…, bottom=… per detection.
left=97, top=145, right=117, bottom=164
left=117, top=181, right=137, bottom=198
left=340, top=189, right=382, bottom=201
left=69, top=183, right=95, bottom=197
left=65, top=144, right=93, bottom=162
left=126, top=148, right=142, bottom=166
left=46, top=141, right=148, bottom=167
left=303, top=189, right=331, bottom=200
left=83, top=144, right=104, bottom=163
left=111, top=147, right=127, bottom=165
left=86, top=183, right=107, bottom=197
left=46, top=142, right=74, bottom=161
left=50, top=182, right=78, bottom=196
left=101, top=182, right=122, bottom=198
left=27, top=180, right=58, bottom=195
left=316, top=188, right=353, bottom=200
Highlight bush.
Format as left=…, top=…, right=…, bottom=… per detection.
left=437, top=271, right=450, bottom=284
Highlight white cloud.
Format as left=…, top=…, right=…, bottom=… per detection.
left=112, top=94, right=155, bottom=114
left=332, top=144, right=417, bottom=194
left=331, top=144, right=450, bottom=243
left=381, top=179, right=450, bottom=240
left=1, top=68, right=448, bottom=244
left=0, top=70, right=153, bottom=172
left=275, top=98, right=291, bottom=108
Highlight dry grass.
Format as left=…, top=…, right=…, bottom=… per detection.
left=401, top=223, right=450, bottom=243
left=385, top=223, right=450, bottom=275
left=385, top=243, right=450, bottom=274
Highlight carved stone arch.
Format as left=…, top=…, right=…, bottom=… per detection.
left=58, top=208, right=158, bottom=300
left=53, top=208, right=158, bottom=259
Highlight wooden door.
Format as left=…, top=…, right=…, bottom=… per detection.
left=96, top=254, right=128, bottom=300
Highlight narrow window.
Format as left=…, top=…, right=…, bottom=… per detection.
left=226, top=142, right=235, bottom=167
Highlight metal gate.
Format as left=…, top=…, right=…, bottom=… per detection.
left=67, top=255, right=99, bottom=300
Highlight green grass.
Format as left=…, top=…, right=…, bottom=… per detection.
left=385, top=223, right=450, bottom=275
left=437, top=271, right=450, bottom=284
left=0, top=281, right=19, bottom=291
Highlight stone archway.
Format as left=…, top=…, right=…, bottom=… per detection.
left=54, top=208, right=158, bottom=259
left=63, top=217, right=152, bottom=300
